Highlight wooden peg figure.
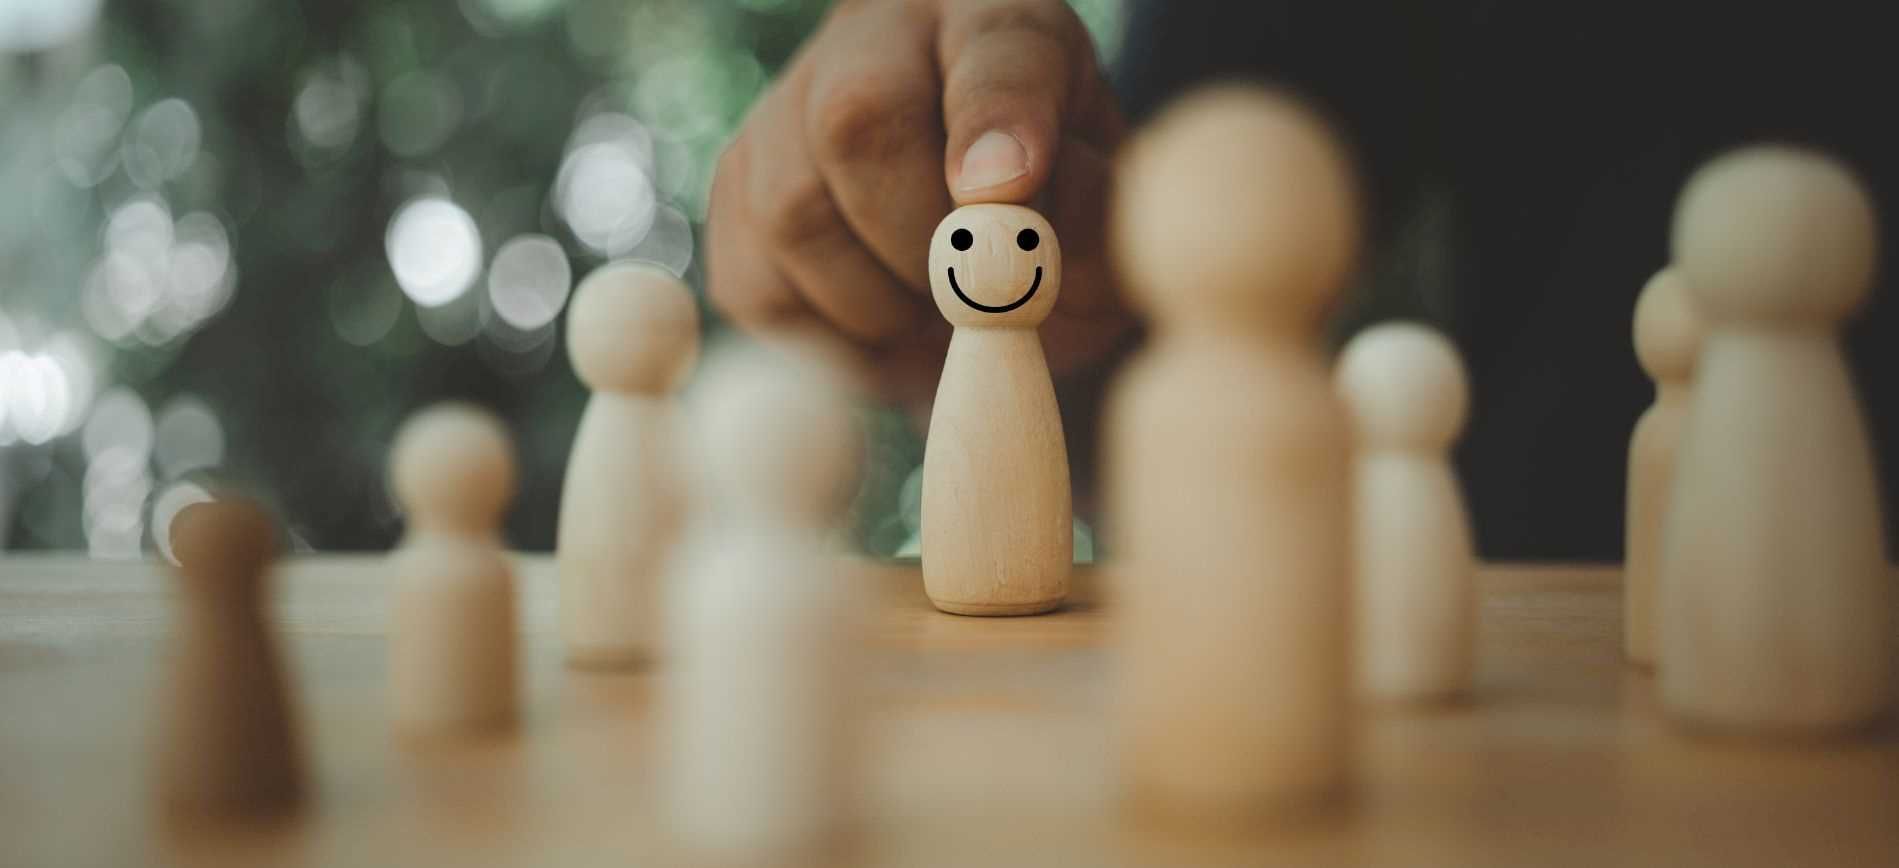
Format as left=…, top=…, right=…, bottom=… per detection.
left=921, top=203, right=1072, bottom=616
left=1107, top=85, right=1360, bottom=825
left=1623, top=267, right=1704, bottom=668
left=387, top=404, right=520, bottom=737
left=557, top=262, right=699, bottom=668
left=1337, top=322, right=1476, bottom=703
left=663, top=336, right=868, bottom=863
left=1659, top=145, right=1893, bottom=735
left=153, top=496, right=305, bottom=823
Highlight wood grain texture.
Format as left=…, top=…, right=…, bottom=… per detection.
left=3, top=556, right=1898, bottom=867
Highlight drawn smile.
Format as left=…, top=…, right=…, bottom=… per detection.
left=946, top=266, right=1042, bottom=314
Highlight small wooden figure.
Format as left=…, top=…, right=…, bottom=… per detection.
left=386, top=404, right=519, bottom=737
left=557, top=262, right=699, bottom=668
left=921, top=203, right=1072, bottom=616
left=1106, top=85, right=1360, bottom=825
left=1337, top=322, right=1477, bottom=703
left=1659, top=145, right=1893, bottom=735
left=662, top=337, right=867, bottom=863
left=1623, top=267, right=1703, bottom=668
left=153, top=496, right=305, bottom=823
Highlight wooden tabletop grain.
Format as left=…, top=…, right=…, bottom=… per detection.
left=2, top=555, right=1895, bottom=867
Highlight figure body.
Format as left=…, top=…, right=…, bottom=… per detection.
left=921, top=204, right=1071, bottom=616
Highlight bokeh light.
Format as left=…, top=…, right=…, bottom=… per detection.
left=123, top=98, right=202, bottom=190
left=83, top=387, right=154, bottom=463
left=54, top=65, right=133, bottom=188
left=149, top=481, right=215, bottom=566
left=625, top=204, right=694, bottom=277
left=290, top=56, right=372, bottom=164
left=82, top=199, right=236, bottom=345
left=386, top=197, right=484, bottom=307
left=41, top=332, right=97, bottom=436
left=0, top=350, right=61, bottom=445
left=479, top=315, right=560, bottom=377
left=153, top=395, right=225, bottom=479
left=0, top=0, right=104, bottom=52
left=488, top=234, right=573, bottom=330
left=556, top=137, right=658, bottom=257
left=415, top=286, right=488, bottom=346
left=0, top=337, right=89, bottom=446
left=459, top=0, right=567, bottom=34
left=83, top=444, right=149, bottom=559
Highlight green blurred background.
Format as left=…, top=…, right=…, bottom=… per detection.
left=0, top=0, right=1124, bottom=557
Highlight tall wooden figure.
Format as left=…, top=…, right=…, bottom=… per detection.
left=1623, top=268, right=1703, bottom=668
left=1659, top=145, right=1893, bottom=734
left=387, top=404, right=520, bottom=737
left=557, top=262, right=699, bottom=668
left=921, top=204, right=1071, bottom=616
left=664, top=337, right=867, bottom=863
left=1337, top=322, right=1476, bottom=703
left=1107, top=86, right=1360, bottom=824
left=153, top=497, right=305, bottom=823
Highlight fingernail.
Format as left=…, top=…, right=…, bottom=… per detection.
left=957, top=130, right=1029, bottom=192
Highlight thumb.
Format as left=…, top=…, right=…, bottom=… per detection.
left=938, top=2, right=1101, bottom=205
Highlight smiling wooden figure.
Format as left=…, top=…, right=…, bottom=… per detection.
left=920, top=203, right=1071, bottom=616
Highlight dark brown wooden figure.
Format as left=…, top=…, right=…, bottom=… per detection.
left=153, top=497, right=305, bottom=824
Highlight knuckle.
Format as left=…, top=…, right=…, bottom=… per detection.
left=965, top=0, right=1081, bottom=49
left=707, top=267, right=796, bottom=328
left=759, top=175, right=842, bottom=250
left=703, top=230, right=794, bottom=327
left=810, top=77, right=937, bottom=164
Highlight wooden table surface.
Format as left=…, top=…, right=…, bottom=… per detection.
left=2, top=555, right=1896, bottom=867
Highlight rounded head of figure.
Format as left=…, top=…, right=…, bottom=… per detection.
left=684, top=335, right=865, bottom=523
left=1632, top=268, right=1704, bottom=383
left=1671, top=145, right=1878, bottom=325
left=389, top=403, right=517, bottom=536
left=1335, top=322, right=1469, bottom=450
left=928, top=204, right=1061, bottom=328
left=1113, top=85, right=1361, bottom=329
left=566, top=262, right=701, bottom=394
left=169, top=496, right=279, bottom=599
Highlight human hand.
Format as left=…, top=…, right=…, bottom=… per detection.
left=705, top=0, right=1131, bottom=414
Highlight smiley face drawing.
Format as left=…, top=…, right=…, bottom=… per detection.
left=928, top=204, right=1062, bottom=328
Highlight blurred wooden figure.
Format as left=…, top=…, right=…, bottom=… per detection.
left=557, top=262, right=699, bottom=668
left=1107, top=85, right=1359, bottom=825
left=1337, top=322, right=1476, bottom=703
left=387, top=404, right=519, bottom=736
left=153, top=496, right=305, bottom=823
left=663, top=337, right=867, bottom=864
left=921, top=204, right=1071, bottom=616
left=1623, top=268, right=1704, bottom=668
left=1660, top=145, right=1894, bottom=734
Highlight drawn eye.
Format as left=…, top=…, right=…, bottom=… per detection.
left=951, top=228, right=973, bottom=251
left=1016, top=228, right=1039, bottom=251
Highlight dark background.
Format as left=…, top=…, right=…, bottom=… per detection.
left=1117, top=1, right=1899, bottom=559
